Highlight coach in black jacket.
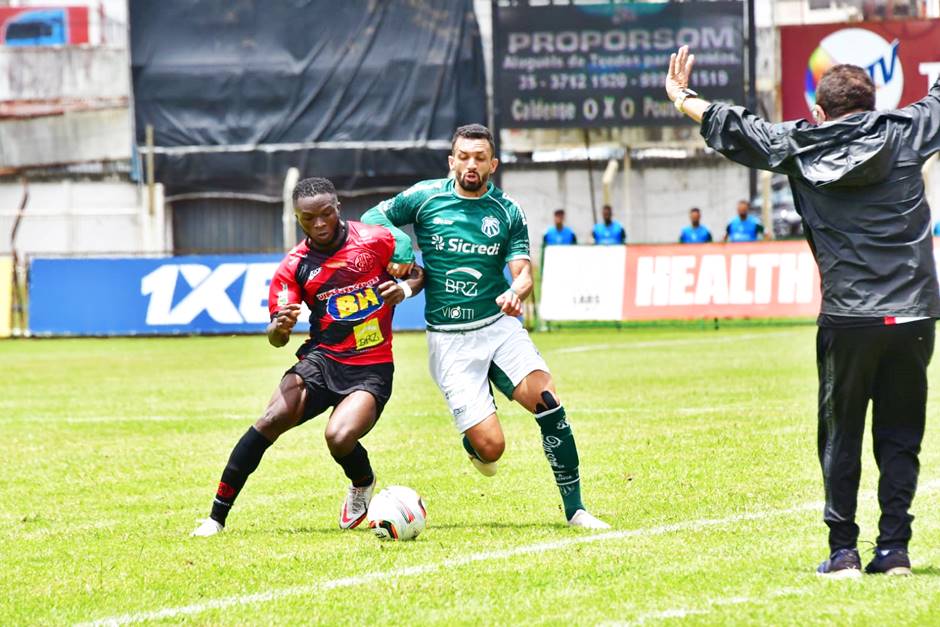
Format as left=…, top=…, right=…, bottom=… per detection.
left=665, top=46, right=940, bottom=577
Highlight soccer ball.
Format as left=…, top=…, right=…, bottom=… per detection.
left=367, top=485, right=427, bottom=541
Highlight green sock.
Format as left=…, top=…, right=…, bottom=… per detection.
left=462, top=434, right=481, bottom=460
left=535, top=405, right=584, bottom=520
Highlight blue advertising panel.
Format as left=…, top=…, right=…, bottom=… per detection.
left=29, top=254, right=427, bottom=336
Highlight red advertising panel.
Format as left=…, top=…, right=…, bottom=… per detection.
left=622, top=241, right=822, bottom=321
left=0, top=6, right=89, bottom=46
left=780, top=20, right=940, bottom=121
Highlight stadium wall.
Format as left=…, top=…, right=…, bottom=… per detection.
left=0, top=181, right=158, bottom=256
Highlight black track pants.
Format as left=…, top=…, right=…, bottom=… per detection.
left=816, top=319, right=934, bottom=552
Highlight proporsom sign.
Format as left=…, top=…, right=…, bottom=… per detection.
left=493, top=1, right=745, bottom=128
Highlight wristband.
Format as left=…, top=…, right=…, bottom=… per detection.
left=674, top=88, right=698, bottom=113
left=399, top=281, right=413, bottom=299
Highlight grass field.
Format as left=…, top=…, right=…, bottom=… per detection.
left=5, top=325, right=940, bottom=625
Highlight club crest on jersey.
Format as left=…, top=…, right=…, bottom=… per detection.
left=481, top=216, right=500, bottom=238
left=352, top=252, right=377, bottom=273
left=327, top=287, right=384, bottom=321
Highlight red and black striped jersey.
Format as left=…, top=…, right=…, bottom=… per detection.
left=268, top=221, right=396, bottom=366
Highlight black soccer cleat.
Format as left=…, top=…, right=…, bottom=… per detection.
left=865, top=548, right=912, bottom=576
left=816, top=548, right=862, bottom=579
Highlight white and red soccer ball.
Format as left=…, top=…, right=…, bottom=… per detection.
left=367, top=485, right=426, bottom=541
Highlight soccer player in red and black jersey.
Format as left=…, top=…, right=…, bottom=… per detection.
left=192, top=177, right=424, bottom=536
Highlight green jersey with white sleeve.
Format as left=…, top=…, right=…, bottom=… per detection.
left=362, top=178, right=530, bottom=331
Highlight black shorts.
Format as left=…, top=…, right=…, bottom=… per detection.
left=285, top=352, right=394, bottom=424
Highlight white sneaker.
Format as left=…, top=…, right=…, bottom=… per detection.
left=469, top=455, right=498, bottom=477
left=339, top=478, right=375, bottom=529
left=567, top=509, right=611, bottom=530
left=190, top=518, right=224, bottom=537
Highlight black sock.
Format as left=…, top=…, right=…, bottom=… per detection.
left=333, top=442, right=374, bottom=487
left=210, top=426, right=272, bottom=525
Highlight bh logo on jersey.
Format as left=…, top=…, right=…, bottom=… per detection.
left=481, top=216, right=500, bottom=238
left=327, top=287, right=384, bottom=322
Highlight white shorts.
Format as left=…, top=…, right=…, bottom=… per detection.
left=427, top=315, right=549, bottom=433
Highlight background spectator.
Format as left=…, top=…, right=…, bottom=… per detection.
left=679, top=207, right=713, bottom=243
left=724, top=200, right=765, bottom=242
left=593, top=204, right=626, bottom=245
left=543, top=209, right=577, bottom=246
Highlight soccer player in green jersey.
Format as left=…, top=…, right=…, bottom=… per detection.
left=362, top=124, right=609, bottom=529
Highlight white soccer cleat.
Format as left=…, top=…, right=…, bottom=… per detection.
left=190, top=518, right=224, bottom=537
left=469, top=455, right=498, bottom=477
left=339, top=478, right=376, bottom=529
left=567, top=509, right=611, bottom=530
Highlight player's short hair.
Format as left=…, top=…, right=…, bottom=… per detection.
left=690, top=207, right=701, bottom=214
left=816, top=64, right=875, bottom=119
left=452, top=123, right=495, bottom=157
left=292, top=177, right=337, bottom=204
left=554, top=208, right=565, bottom=217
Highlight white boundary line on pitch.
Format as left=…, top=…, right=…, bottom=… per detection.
left=552, top=330, right=806, bottom=354
left=608, top=587, right=811, bottom=626
left=77, top=480, right=940, bottom=626
left=77, top=501, right=824, bottom=626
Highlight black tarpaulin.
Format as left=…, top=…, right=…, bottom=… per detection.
left=129, top=0, right=486, bottom=197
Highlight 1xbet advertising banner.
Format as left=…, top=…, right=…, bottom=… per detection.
left=780, top=20, right=940, bottom=121
left=29, top=255, right=426, bottom=336
left=493, top=0, right=744, bottom=128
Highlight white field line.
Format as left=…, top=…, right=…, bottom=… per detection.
left=552, top=330, right=804, bottom=354
left=609, top=587, right=812, bottom=626
left=77, top=479, right=940, bottom=626
left=78, top=502, right=825, bottom=626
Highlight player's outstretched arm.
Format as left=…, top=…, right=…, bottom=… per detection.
left=665, top=45, right=711, bottom=123
left=361, top=205, right=416, bottom=275
left=267, top=303, right=301, bottom=348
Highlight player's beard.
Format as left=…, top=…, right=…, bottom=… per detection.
left=458, top=170, right=487, bottom=193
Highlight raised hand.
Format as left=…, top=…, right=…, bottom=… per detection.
left=666, top=45, right=695, bottom=102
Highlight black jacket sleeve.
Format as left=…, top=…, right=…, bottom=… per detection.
left=700, top=104, right=799, bottom=175
left=898, top=75, right=940, bottom=160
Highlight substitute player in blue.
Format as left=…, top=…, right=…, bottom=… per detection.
left=543, top=209, right=577, bottom=246
left=678, top=207, right=712, bottom=243
left=724, top=200, right=765, bottom=242
left=592, top=204, right=626, bottom=244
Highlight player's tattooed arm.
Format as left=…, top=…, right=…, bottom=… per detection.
left=378, top=265, right=425, bottom=306
left=497, top=259, right=533, bottom=317
left=267, top=303, right=302, bottom=348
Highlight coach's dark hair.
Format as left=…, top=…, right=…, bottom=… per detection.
left=292, top=177, right=337, bottom=204
left=815, top=64, right=875, bottom=119
left=452, top=123, right=495, bottom=157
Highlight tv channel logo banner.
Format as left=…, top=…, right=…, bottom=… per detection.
left=780, top=20, right=940, bottom=121
left=29, top=255, right=426, bottom=336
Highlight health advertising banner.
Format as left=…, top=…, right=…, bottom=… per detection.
left=0, top=256, right=12, bottom=338
left=622, top=241, right=820, bottom=320
left=780, top=19, right=940, bottom=121
left=540, top=241, right=824, bottom=321
left=29, top=255, right=427, bottom=336
left=493, top=0, right=745, bottom=128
